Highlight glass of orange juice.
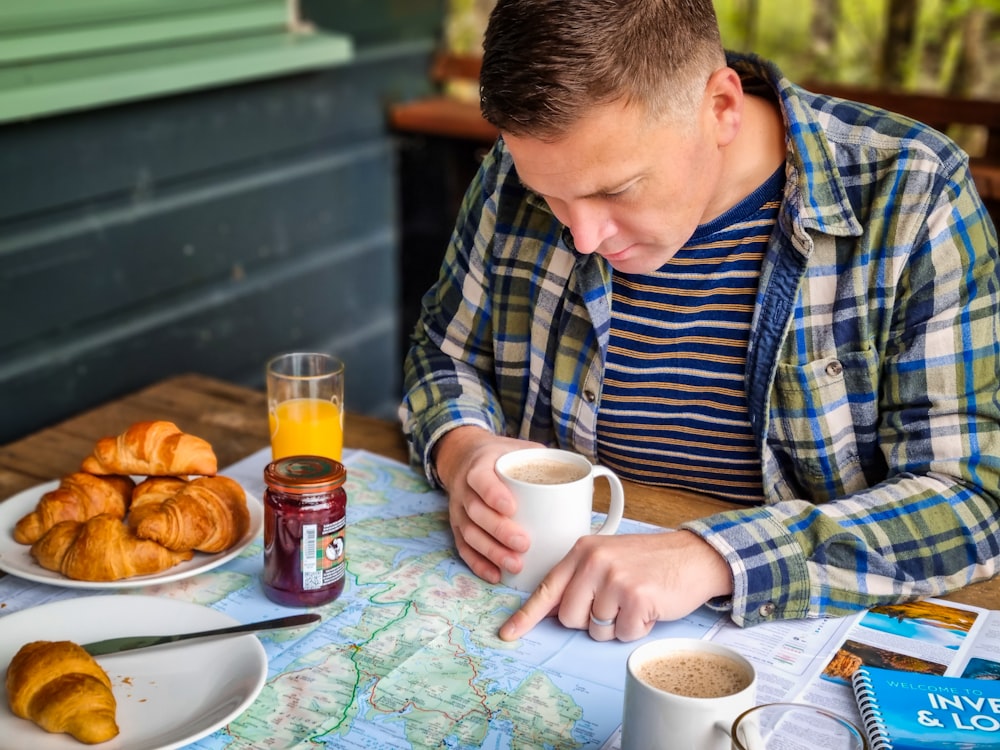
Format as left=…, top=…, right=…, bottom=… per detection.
left=266, top=353, right=345, bottom=461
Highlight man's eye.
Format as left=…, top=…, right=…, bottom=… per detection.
left=602, top=182, right=636, bottom=199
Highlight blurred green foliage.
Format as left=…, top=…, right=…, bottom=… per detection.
left=440, top=0, right=998, bottom=97
left=715, top=0, right=1000, bottom=96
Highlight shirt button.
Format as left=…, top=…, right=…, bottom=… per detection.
left=825, top=360, right=843, bottom=377
left=758, top=601, right=776, bottom=618
left=584, top=390, right=597, bottom=403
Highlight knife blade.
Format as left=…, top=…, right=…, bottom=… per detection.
left=81, top=612, right=321, bottom=656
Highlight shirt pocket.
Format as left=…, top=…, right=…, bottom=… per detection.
left=770, top=349, right=880, bottom=501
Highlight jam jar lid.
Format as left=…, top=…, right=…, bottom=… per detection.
left=264, top=455, right=346, bottom=494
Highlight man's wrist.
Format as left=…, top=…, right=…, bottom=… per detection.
left=432, top=425, right=492, bottom=492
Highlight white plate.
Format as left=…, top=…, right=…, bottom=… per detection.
left=0, top=595, right=268, bottom=750
left=0, top=477, right=263, bottom=588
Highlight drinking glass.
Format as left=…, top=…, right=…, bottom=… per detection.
left=266, top=353, right=344, bottom=461
left=730, top=703, right=868, bottom=750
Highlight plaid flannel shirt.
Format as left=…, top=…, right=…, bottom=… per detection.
left=400, top=53, right=1000, bottom=627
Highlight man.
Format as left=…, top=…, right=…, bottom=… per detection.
left=400, top=0, right=1000, bottom=642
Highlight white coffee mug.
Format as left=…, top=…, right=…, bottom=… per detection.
left=495, top=448, right=625, bottom=592
left=621, top=637, right=757, bottom=750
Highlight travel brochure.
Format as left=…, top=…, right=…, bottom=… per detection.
left=853, top=665, right=1000, bottom=749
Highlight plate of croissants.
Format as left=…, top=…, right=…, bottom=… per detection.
left=0, top=420, right=262, bottom=588
left=1, top=594, right=268, bottom=748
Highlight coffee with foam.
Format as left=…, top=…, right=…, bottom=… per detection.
left=637, top=651, right=751, bottom=699
left=505, top=459, right=589, bottom=485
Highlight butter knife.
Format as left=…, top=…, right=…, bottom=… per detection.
left=81, top=613, right=321, bottom=656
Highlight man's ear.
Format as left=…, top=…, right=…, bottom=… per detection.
left=703, top=67, right=743, bottom=147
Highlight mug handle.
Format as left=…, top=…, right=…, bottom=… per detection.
left=592, top=466, right=624, bottom=535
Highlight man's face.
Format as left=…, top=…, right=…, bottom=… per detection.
left=503, top=96, right=728, bottom=275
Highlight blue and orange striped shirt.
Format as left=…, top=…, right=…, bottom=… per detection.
left=597, top=169, right=783, bottom=501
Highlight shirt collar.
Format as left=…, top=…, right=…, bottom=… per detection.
left=727, top=52, right=862, bottom=238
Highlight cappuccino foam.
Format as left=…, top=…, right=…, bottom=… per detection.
left=505, top=459, right=589, bottom=485
left=638, top=651, right=750, bottom=698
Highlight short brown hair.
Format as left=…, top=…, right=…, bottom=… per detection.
left=480, top=0, right=726, bottom=139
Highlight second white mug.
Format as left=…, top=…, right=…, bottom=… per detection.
left=495, top=448, right=625, bottom=592
left=622, top=637, right=757, bottom=750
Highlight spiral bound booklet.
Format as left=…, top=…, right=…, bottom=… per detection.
left=852, top=665, right=1000, bottom=749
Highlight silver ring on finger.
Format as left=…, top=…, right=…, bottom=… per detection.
left=589, top=611, right=616, bottom=628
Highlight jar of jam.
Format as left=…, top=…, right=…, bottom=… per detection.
left=263, top=455, right=347, bottom=607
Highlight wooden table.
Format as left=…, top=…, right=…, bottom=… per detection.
left=3, top=372, right=1000, bottom=611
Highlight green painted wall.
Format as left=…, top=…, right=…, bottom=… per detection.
left=0, top=6, right=446, bottom=443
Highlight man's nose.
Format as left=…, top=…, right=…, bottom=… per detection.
left=566, top=203, right=615, bottom=254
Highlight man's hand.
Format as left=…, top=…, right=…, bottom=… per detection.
left=434, top=426, right=544, bottom=583
left=499, top=529, right=733, bottom=642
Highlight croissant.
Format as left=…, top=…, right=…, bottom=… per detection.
left=127, top=476, right=188, bottom=533
left=6, top=640, right=119, bottom=744
left=135, top=476, right=249, bottom=553
left=13, top=473, right=135, bottom=545
left=80, top=420, right=217, bottom=477
left=31, top=515, right=193, bottom=581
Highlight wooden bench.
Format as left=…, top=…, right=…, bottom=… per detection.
left=388, top=52, right=497, bottom=143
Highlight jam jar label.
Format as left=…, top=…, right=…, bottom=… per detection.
left=300, top=516, right=346, bottom=591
